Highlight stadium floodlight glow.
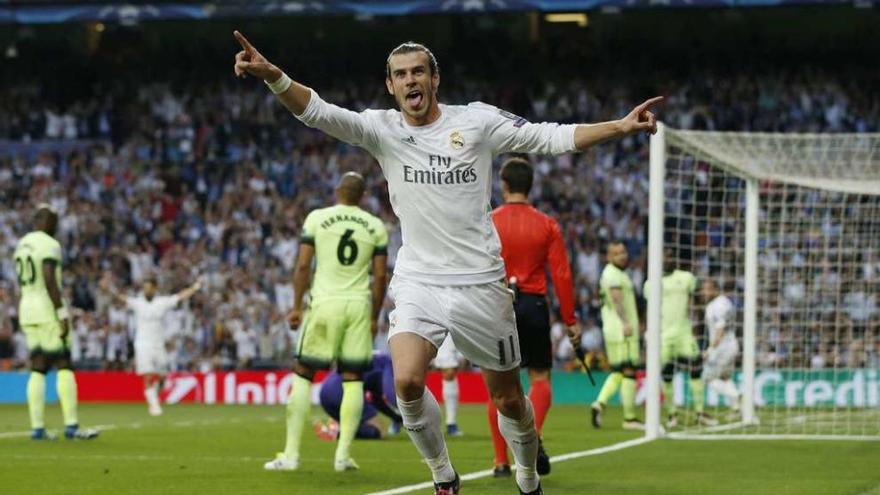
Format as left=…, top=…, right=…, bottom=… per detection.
left=544, top=13, right=588, bottom=27
left=647, top=125, right=880, bottom=441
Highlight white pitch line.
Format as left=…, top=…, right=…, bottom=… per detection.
left=668, top=433, right=880, bottom=441
left=666, top=421, right=745, bottom=439
left=0, top=431, right=39, bottom=439
left=0, top=452, right=266, bottom=463
left=0, top=416, right=277, bottom=440
left=363, top=437, right=652, bottom=495
left=0, top=452, right=434, bottom=464
left=0, top=423, right=117, bottom=439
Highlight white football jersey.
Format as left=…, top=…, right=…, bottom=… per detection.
left=296, top=89, right=577, bottom=285
left=705, top=294, right=737, bottom=349
left=127, top=295, right=180, bottom=349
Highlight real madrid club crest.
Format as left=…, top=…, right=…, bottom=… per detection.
left=450, top=131, right=465, bottom=150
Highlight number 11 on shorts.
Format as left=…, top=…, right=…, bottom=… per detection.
left=497, top=336, right=517, bottom=366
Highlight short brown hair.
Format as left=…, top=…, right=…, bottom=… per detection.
left=500, top=157, right=533, bottom=195
left=386, top=42, right=439, bottom=78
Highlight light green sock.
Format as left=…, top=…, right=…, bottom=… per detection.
left=335, top=381, right=364, bottom=462
left=596, top=372, right=623, bottom=406
left=662, top=381, right=676, bottom=417
left=27, top=372, right=46, bottom=429
left=284, top=375, right=312, bottom=460
left=621, top=377, right=637, bottom=420
left=57, top=369, right=79, bottom=426
left=690, top=378, right=705, bottom=414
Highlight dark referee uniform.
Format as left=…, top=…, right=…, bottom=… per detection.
left=492, top=202, right=577, bottom=369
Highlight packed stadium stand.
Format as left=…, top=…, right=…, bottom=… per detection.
left=0, top=11, right=877, bottom=373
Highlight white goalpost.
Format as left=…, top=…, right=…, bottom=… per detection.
left=645, top=123, right=880, bottom=441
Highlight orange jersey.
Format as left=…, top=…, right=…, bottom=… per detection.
left=492, top=203, right=576, bottom=325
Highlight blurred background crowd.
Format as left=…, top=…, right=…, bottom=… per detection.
left=0, top=8, right=877, bottom=372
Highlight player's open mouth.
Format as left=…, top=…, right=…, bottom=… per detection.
left=405, top=90, right=423, bottom=109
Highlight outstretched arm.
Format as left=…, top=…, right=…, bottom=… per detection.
left=175, top=279, right=203, bottom=302
left=98, top=275, right=128, bottom=306
left=486, top=96, right=663, bottom=156
left=572, top=96, right=662, bottom=150
left=233, top=31, right=379, bottom=151
left=233, top=31, right=311, bottom=115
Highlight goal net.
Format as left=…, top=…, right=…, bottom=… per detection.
left=644, top=125, right=880, bottom=440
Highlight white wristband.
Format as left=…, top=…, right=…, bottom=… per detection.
left=56, top=306, right=70, bottom=320
left=265, top=73, right=292, bottom=95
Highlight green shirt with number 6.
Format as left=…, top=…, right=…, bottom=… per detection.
left=300, top=204, right=388, bottom=300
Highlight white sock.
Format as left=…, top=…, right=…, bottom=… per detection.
left=397, top=389, right=455, bottom=483
left=722, top=379, right=741, bottom=409
left=710, top=378, right=741, bottom=410
left=145, top=385, right=160, bottom=410
left=442, top=378, right=459, bottom=426
left=497, top=397, right=539, bottom=493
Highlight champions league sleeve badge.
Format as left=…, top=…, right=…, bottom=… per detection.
left=498, top=109, right=528, bottom=128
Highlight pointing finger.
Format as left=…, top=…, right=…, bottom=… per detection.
left=234, top=30, right=256, bottom=55
left=637, top=96, right=665, bottom=112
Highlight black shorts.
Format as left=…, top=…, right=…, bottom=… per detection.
left=514, top=293, right=552, bottom=369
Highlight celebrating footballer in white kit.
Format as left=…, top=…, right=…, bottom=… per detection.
left=108, top=276, right=202, bottom=416
left=701, top=279, right=741, bottom=411
left=233, top=30, right=662, bottom=495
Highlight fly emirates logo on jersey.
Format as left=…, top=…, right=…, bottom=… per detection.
left=402, top=154, right=478, bottom=186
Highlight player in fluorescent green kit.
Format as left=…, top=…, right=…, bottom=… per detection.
left=14, top=205, right=98, bottom=440
left=591, top=241, right=643, bottom=430
left=643, top=249, right=718, bottom=428
left=265, top=172, right=388, bottom=473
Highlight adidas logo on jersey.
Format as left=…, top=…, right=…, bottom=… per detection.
left=401, top=135, right=416, bottom=145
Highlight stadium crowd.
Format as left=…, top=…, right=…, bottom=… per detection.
left=0, top=69, right=878, bottom=372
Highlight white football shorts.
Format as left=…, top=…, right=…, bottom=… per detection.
left=703, top=341, right=738, bottom=381
left=135, top=344, right=169, bottom=375
left=387, top=277, right=520, bottom=372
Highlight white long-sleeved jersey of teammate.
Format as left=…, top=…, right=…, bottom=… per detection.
left=702, top=294, right=741, bottom=408
left=127, top=295, right=180, bottom=375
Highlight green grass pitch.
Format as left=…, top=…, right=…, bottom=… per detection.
left=1, top=403, right=878, bottom=494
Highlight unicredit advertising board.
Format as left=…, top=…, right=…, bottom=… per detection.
left=1, top=369, right=877, bottom=407
left=0, top=370, right=491, bottom=405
